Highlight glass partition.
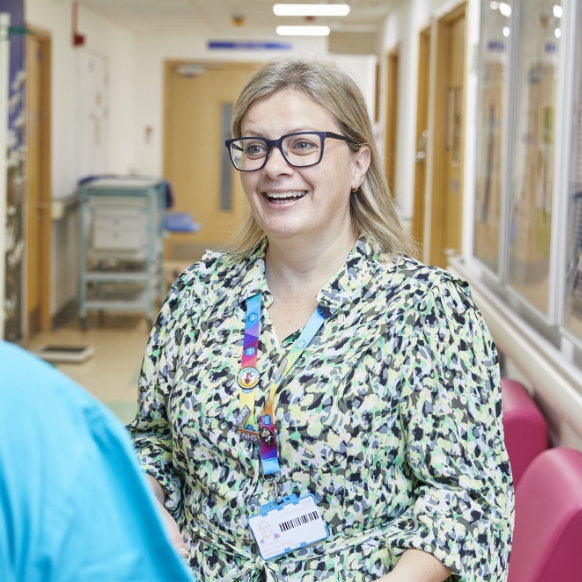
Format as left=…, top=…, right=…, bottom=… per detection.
left=474, top=0, right=513, bottom=273
left=508, top=0, right=561, bottom=314
left=563, top=6, right=582, bottom=339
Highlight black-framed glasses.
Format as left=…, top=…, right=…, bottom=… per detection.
left=225, top=131, right=350, bottom=172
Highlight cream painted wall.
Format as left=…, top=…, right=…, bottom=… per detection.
left=331, top=54, right=378, bottom=121
left=133, top=32, right=328, bottom=177
left=26, top=0, right=136, bottom=199
left=26, top=0, right=136, bottom=316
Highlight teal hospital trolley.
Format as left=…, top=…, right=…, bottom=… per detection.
left=79, top=177, right=166, bottom=330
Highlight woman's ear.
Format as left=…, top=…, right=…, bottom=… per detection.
left=350, top=145, right=371, bottom=191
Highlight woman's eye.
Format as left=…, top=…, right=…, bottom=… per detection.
left=245, top=143, right=266, bottom=156
left=291, top=139, right=317, bottom=152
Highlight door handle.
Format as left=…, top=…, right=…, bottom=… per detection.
left=415, top=129, right=429, bottom=162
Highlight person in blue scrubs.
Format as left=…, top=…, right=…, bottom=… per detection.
left=0, top=340, right=195, bottom=582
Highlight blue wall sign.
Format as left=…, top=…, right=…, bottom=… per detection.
left=208, top=41, right=292, bottom=51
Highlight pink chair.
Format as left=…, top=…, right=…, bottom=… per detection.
left=508, top=448, right=582, bottom=582
left=501, top=379, right=549, bottom=487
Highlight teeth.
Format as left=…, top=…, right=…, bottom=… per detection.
left=266, top=191, right=307, bottom=200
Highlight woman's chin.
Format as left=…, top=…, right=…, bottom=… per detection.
left=257, top=217, right=309, bottom=241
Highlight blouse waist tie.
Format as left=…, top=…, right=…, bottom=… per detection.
left=189, top=514, right=396, bottom=581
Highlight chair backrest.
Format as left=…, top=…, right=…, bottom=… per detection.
left=508, top=447, right=582, bottom=582
left=501, top=379, right=548, bottom=487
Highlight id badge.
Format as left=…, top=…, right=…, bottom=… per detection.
left=248, top=494, right=329, bottom=561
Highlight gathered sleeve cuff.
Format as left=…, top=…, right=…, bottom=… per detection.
left=387, top=276, right=514, bottom=581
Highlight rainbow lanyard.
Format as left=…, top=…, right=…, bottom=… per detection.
left=235, top=293, right=326, bottom=476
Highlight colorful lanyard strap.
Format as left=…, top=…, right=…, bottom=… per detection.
left=235, top=293, right=327, bottom=476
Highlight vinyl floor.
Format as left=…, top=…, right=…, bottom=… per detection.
left=28, top=312, right=151, bottom=424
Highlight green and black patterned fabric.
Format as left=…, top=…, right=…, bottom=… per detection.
left=128, top=238, right=514, bottom=582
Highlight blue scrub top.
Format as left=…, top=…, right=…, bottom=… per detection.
left=0, top=341, right=195, bottom=582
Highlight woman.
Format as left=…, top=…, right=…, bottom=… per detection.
left=128, top=57, right=513, bottom=581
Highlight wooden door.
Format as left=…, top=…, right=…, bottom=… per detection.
left=385, top=47, right=400, bottom=196
left=25, top=31, right=51, bottom=337
left=429, top=5, right=467, bottom=267
left=163, top=62, right=257, bottom=257
left=412, top=27, right=431, bottom=255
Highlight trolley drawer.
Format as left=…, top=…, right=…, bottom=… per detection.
left=91, top=207, right=148, bottom=250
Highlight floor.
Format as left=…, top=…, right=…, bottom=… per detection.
left=29, top=312, right=152, bottom=425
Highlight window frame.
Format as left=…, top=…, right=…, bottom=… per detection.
left=468, top=0, right=580, bottom=351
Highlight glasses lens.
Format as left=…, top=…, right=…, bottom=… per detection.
left=229, top=138, right=267, bottom=171
left=282, top=133, right=322, bottom=167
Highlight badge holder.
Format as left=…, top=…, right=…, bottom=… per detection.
left=248, top=494, right=330, bottom=561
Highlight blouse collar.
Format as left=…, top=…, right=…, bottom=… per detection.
left=235, top=237, right=385, bottom=317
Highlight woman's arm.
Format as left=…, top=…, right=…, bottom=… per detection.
left=377, top=549, right=450, bottom=582
left=385, top=276, right=514, bottom=580
left=128, top=272, right=203, bottom=518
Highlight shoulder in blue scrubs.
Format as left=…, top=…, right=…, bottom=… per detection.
left=0, top=341, right=195, bottom=582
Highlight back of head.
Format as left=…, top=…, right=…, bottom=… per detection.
left=230, top=56, right=416, bottom=259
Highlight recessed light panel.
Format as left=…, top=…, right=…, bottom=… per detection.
left=273, top=4, right=350, bottom=17
left=276, top=25, right=332, bottom=36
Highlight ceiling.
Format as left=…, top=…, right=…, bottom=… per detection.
left=78, top=0, right=394, bottom=35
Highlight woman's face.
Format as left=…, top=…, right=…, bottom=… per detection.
left=239, top=89, right=370, bottom=244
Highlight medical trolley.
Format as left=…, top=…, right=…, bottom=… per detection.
left=79, top=177, right=166, bottom=330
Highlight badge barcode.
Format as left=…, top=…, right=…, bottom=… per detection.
left=279, top=511, right=320, bottom=532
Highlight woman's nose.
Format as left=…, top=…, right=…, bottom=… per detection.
left=263, top=145, right=293, bottom=177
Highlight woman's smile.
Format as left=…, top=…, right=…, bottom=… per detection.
left=262, top=190, right=309, bottom=205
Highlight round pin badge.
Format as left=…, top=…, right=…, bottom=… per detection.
left=260, top=426, right=275, bottom=447
left=238, top=366, right=260, bottom=390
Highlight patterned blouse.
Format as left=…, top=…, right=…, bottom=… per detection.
left=128, top=238, right=514, bottom=582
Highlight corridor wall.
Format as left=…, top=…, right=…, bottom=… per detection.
left=25, top=0, right=136, bottom=324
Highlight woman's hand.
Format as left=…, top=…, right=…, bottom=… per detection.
left=375, top=549, right=451, bottom=582
left=158, top=503, right=189, bottom=560
left=147, top=475, right=189, bottom=559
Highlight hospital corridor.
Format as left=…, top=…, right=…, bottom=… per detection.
left=1, top=0, right=582, bottom=580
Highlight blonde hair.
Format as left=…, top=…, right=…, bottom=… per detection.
left=229, top=56, right=416, bottom=259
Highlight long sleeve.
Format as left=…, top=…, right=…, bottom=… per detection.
left=387, top=277, right=514, bottom=581
left=127, top=271, right=203, bottom=516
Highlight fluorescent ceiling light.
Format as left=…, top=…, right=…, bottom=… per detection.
left=503, top=26, right=510, bottom=37
left=553, top=4, right=563, bottom=18
left=276, top=25, right=331, bottom=36
left=498, top=2, right=511, bottom=16
left=273, top=4, right=350, bottom=17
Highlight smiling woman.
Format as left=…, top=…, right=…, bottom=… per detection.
left=228, top=58, right=414, bottom=259
left=128, top=57, right=514, bottom=582
left=233, top=89, right=367, bottom=253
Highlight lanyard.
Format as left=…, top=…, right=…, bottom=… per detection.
left=236, top=293, right=326, bottom=476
